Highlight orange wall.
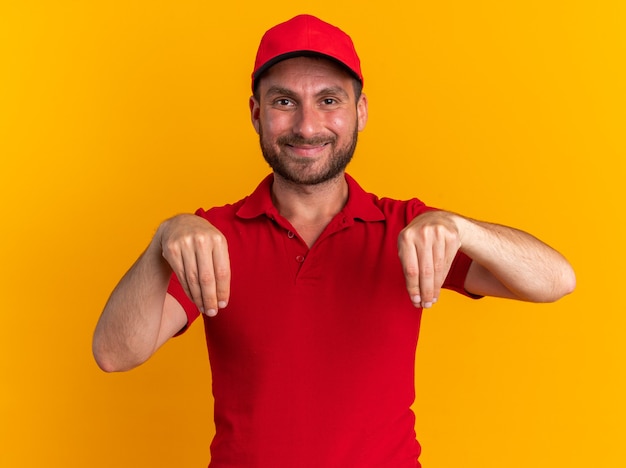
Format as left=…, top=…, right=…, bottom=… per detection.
left=1, top=1, right=624, bottom=466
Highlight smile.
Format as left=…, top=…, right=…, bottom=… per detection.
left=285, top=143, right=330, bottom=157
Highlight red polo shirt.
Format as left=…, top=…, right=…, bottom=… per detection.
left=168, top=173, right=476, bottom=467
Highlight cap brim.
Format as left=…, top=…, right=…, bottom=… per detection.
left=252, top=51, right=363, bottom=91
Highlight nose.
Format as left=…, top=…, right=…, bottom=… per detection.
left=292, top=102, right=324, bottom=139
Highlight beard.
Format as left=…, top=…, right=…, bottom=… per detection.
left=259, top=125, right=358, bottom=186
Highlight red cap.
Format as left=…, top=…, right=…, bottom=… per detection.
left=252, top=14, right=363, bottom=91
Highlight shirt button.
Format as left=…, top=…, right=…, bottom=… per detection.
left=295, top=255, right=305, bottom=263
left=287, top=231, right=295, bottom=238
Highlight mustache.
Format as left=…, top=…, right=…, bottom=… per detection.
left=276, top=135, right=336, bottom=147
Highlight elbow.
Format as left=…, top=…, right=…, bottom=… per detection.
left=516, top=262, right=576, bottom=304
left=93, top=350, right=142, bottom=373
left=92, top=329, right=121, bottom=372
left=558, top=264, right=577, bottom=299
left=93, top=354, right=121, bottom=373
left=542, top=263, right=577, bottom=303
left=92, top=338, right=143, bottom=373
left=92, top=344, right=126, bottom=373
left=93, top=345, right=118, bottom=373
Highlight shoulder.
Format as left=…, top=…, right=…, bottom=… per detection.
left=345, top=174, right=435, bottom=224
left=194, top=198, right=246, bottom=221
left=193, top=174, right=274, bottom=227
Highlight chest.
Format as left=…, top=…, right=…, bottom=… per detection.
left=204, top=217, right=420, bottom=363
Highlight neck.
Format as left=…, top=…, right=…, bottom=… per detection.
left=271, top=172, right=349, bottom=246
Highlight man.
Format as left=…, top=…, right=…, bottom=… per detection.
left=93, top=14, right=575, bottom=467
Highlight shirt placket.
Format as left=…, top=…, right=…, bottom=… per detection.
left=284, top=228, right=308, bottom=279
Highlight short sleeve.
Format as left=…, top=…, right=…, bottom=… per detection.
left=167, top=273, right=202, bottom=336
left=442, top=251, right=483, bottom=299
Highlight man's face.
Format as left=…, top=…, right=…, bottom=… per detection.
left=250, top=56, right=368, bottom=186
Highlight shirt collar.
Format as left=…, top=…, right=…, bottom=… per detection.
left=236, top=173, right=385, bottom=222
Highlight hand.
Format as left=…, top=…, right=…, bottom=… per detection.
left=158, top=214, right=230, bottom=316
left=397, top=210, right=462, bottom=308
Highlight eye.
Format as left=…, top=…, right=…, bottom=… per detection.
left=274, top=98, right=294, bottom=107
left=322, top=98, right=338, bottom=105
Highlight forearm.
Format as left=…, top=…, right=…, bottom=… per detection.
left=456, top=216, right=576, bottom=302
left=93, top=236, right=173, bottom=372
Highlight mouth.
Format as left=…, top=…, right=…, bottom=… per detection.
left=278, top=134, right=334, bottom=158
left=286, top=142, right=330, bottom=157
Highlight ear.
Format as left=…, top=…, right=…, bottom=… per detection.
left=249, top=96, right=261, bottom=134
left=356, top=93, right=368, bottom=132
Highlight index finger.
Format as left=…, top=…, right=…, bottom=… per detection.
left=398, top=236, right=422, bottom=307
left=195, top=233, right=230, bottom=316
left=212, top=236, right=231, bottom=310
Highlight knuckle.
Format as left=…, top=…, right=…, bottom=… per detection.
left=187, top=270, right=200, bottom=285
left=210, top=230, right=226, bottom=243
left=404, top=265, right=420, bottom=278
left=161, top=240, right=178, bottom=258
left=198, top=272, right=215, bottom=286
left=433, top=260, right=445, bottom=273
left=397, top=228, right=414, bottom=245
left=191, top=233, right=208, bottom=247
left=192, top=230, right=226, bottom=249
left=173, top=268, right=187, bottom=282
left=214, top=266, right=230, bottom=281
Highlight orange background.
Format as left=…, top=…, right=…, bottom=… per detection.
left=1, top=1, right=624, bottom=466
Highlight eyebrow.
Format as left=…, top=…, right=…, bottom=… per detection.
left=318, top=86, right=350, bottom=99
left=265, top=86, right=297, bottom=99
left=264, top=85, right=350, bottom=100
